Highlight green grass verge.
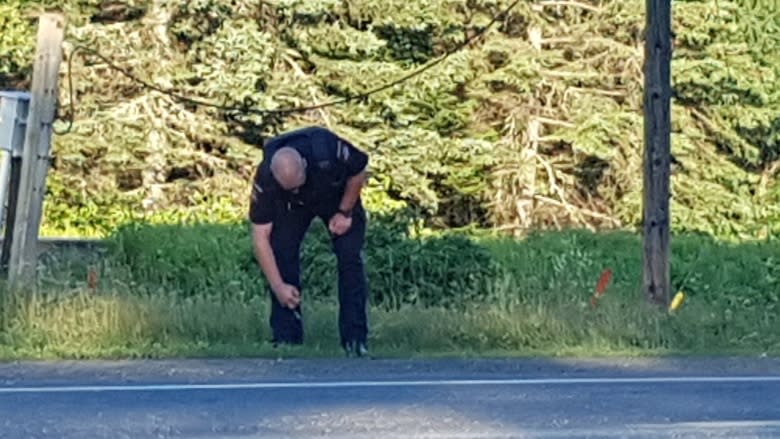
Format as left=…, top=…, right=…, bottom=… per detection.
left=0, top=218, right=778, bottom=360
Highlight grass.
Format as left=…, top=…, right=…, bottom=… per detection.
left=0, top=218, right=778, bottom=361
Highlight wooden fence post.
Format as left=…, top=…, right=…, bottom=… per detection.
left=642, top=0, right=673, bottom=307
left=7, top=13, right=66, bottom=288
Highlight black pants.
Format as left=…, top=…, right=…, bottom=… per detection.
left=268, top=199, right=369, bottom=348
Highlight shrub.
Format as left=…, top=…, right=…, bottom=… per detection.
left=107, top=213, right=502, bottom=309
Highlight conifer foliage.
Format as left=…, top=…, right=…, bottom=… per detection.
left=0, top=0, right=777, bottom=239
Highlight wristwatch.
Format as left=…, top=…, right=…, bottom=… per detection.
left=338, top=207, right=352, bottom=218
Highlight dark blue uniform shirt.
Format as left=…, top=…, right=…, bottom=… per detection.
left=248, top=126, right=368, bottom=224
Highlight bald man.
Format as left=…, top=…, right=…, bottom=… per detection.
left=248, top=126, right=370, bottom=357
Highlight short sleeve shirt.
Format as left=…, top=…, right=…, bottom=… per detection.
left=248, top=126, right=368, bottom=225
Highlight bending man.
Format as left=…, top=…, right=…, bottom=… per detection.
left=248, top=126, right=370, bottom=357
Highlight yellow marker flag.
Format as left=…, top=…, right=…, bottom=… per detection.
left=670, top=291, right=685, bottom=312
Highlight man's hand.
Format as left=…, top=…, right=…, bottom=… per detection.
left=329, top=212, right=352, bottom=236
left=272, top=282, right=301, bottom=309
left=332, top=168, right=365, bottom=237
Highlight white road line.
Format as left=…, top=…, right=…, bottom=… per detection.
left=1, top=375, right=780, bottom=394
left=636, top=420, right=780, bottom=429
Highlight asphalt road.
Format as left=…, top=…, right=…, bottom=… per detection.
left=1, top=356, right=779, bottom=438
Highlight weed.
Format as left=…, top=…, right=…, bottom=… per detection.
left=0, top=224, right=777, bottom=360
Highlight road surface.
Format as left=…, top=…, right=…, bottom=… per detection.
left=1, top=356, right=779, bottom=438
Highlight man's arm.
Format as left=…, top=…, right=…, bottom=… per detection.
left=251, top=223, right=284, bottom=292
left=248, top=173, right=284, bottom=292
left=339, top=169, right=367, bottom=214
left=334, top=136, right=369, bottom=215
left=252, top=221, right=300, bottom=309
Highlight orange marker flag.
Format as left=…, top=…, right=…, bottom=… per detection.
left=590, top=268, right=612, bottom=308
left=87, top=268, right=98, bottom=293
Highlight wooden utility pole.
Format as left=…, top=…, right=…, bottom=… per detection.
left=642, top=0, right=673, bottom=307
left=7, top=13, right=66, bottom=288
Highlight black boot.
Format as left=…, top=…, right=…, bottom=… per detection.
left=343, top=340, right=369, bottom=358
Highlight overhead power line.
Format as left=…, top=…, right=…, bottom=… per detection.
left=54, top=0, right=521, bottom=134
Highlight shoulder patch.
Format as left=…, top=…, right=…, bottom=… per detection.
left=336, top=140, right=350, bottom=162
left=251, top=182, right=263, bottom=202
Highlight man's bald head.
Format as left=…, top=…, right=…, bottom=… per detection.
left=270, top=146, right=307, bottom=191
